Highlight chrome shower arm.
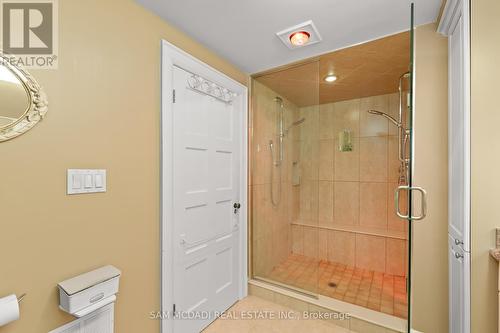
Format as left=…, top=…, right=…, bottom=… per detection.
left=367, top=110, right=401, bottom=127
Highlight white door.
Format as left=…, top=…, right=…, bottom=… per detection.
left=172, top=66, right=241, bottom=333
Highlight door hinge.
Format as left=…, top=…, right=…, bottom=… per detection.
left=173, top=303, right=176, bottom=316
left=172, top=89, right=176, bottom=103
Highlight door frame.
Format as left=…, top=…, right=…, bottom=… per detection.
left=438, top=0, right=471, bottom=331
left=160, top=40, right=248, bottom=333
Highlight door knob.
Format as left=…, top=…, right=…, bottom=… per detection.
left=233, top=202, right=241, bottom=214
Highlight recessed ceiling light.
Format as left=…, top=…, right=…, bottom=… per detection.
left=289, top=31, right=310, bottom=46
left=276, top=20, right=322, bottom=49
left=324, top=74, right=337, bottom=83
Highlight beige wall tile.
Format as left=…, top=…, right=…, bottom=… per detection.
left=291, top=185, right=300, bottom=222
left=387, top=183, right=407, bottom=232
left=319, top=139, right=335, bottom=181
left=355, top=234, right=386, bottom=272
left=327, top=230, right=356, bottom=266
left=288, top=140, right=301, bottom=184
left=332, top=99, right=360, bottom=138
left=292, top=224, right=304, bottom=255
left=318, top=229, right=328, bottom=261
left=360, top=136, right=388, bottom=182
left=258, top=91, right=414, bottom=279
left=334, top=137, right=359, bottom=181
left=252, top=185, right=272, bottom=240
left=386, top=239, right=406, bottom=276
left=387, top=135, right=401, bottom=183
left=318, top=181, right=334, bottom=224
left=300, top=180, right=319, bottom=222
left=273, top=225, right=290, bottom=265
left=254, top=234, right=275, bottom=276
left=387, top=92, right=400, bottom=136
left=334, top=181, right=359, bottom=225
left=319, top=103, right=335, bottom=139
left=360, top=95, right=390, bottom=137
left=300, top=139, right=319, bottom=181
left=303, top=226, right=319, bottom=258
left=300, top=105, right=320, bottom=142
left=252, top=139, right=272, bottom=185
left=360, top=182, right=388, bottom=229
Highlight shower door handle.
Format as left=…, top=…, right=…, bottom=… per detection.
left=395, top=185, right=427, bottom=221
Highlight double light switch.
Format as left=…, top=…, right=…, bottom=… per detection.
left=67, top=169, right=106, bottom=194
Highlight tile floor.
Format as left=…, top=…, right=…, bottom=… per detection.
left=202, top=295, right=350, bottom=333
left=267, top=254, right=408, bottom=318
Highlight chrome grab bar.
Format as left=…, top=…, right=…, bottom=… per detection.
left=395, top=185, right=427, bottom=221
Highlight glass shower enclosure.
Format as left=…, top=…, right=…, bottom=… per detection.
left=249, top=6, right=418, bottom=331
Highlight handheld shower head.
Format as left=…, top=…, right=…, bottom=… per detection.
left=367, top=109, right=400, bottom=127
left=284, top=117, right=306, bottom=135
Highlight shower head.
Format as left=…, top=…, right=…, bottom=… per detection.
left=290, top=118, right=305, bottom=127
left=367, top=109, right=400, bottom=127
left=284, top=117, right=306, bottom=134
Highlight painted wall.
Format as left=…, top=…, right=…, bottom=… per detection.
left=412, top=23, right=449, bottom=333
left=471, top=0, right=500, bottom=332
left=0, top=1, right=246, bottom=332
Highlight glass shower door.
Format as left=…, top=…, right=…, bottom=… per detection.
left=394, top=3, right=428, bottom=331
left=251, top=60, right=321, bottom=297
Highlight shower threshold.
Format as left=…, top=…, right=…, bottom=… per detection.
left=248, top=278, right=408, bottom=333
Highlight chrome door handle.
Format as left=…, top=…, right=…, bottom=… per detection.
left=395, top=185, right=427, bottom=221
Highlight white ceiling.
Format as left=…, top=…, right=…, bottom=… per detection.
left=136, top=0, right=442, bottom=74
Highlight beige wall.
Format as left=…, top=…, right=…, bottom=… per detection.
left=412, top=23, right=449, bottom=333
left=0, top=1, right=246, bottom=332
left=471, top=0, right=500, bottom=332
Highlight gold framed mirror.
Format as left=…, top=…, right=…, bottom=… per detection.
left=0, top=52, right=48, bottom=142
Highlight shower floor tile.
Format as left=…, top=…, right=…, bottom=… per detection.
left=267, top=254, right=408, bottom=319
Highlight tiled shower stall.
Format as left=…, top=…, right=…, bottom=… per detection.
left=250, top=75, right=409, bottom=319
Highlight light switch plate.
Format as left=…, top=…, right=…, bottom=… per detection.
left=67, top=169, right=106, bottom=195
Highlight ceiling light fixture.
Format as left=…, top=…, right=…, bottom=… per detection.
left=289, top=31, right=310, bottom=47
left=276, top=20, right=322, bottom=49
left=324, top=74, right=337, bottom=83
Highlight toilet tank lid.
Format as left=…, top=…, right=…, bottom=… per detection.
left=58, top=265, right=121, bottom=296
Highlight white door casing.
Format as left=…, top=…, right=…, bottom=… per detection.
left=445, top=0, right=470, bottom=253
left=438, top=0, right=471, bottom=332
left=161, top=41, right=248, bottom=333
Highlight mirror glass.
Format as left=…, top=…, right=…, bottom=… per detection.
left=0, top=65, right=29, bottom=128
